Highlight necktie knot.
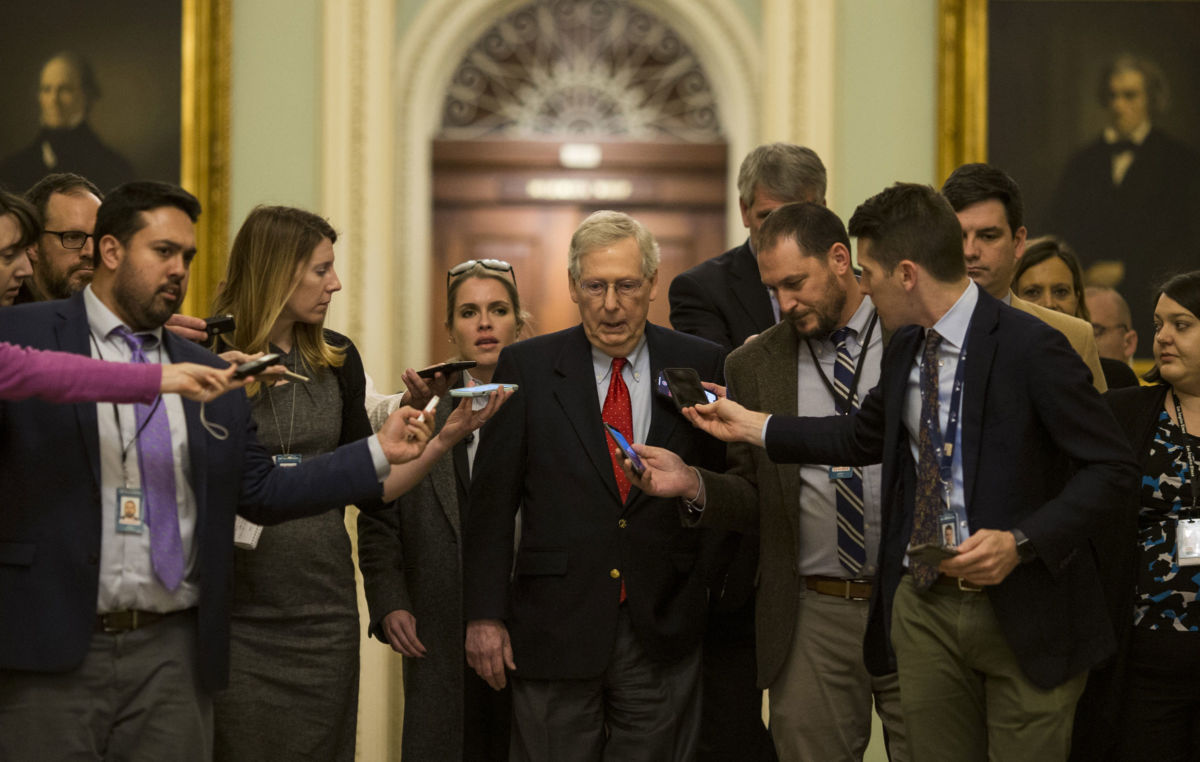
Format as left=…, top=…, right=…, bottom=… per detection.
left=611, top=356, right=627, bottom=374
left=830, top=326, right=855, bottom=348
left=923, top=329, right=943, bottom=365
left=112, top=326, right=157, bottom=362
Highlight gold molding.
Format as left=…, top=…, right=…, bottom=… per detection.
left=937, top=0, right=987, bottom=183
left=180, top=0, right=231, bottom=318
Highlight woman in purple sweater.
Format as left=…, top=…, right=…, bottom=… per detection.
left=0, top=341, right=241, bottom=403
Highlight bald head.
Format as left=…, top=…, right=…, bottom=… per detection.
left=1085, top=286, right=1137, bottom=362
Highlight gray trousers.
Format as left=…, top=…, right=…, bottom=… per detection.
left=510, top=606, right=702, bottom=762
left=768, top=588, right=908, bottom=762
left=0, top=610, right=211, bottom=762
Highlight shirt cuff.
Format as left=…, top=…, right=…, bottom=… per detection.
left=760, top=414, right=773, bottom=445
left=366, top=435, right=391, bottom=480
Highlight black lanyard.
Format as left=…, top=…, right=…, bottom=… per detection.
left=805, top=311, right=879, bottom=416
left=1171, top=389, right=1199, bottom=516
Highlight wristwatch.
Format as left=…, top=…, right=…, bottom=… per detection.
left=1011, top=528, right=1036, bottom=563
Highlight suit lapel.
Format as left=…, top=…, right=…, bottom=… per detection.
left=551, top=327, right=623, bottom=504
left=163, top=331, right=210, bottom=518
left=645, top=324, right=680, bottom=450
left=755, top=324, right=802, bottom=513
left=961, top=295, right=1000, bottom=511
left=429, top=397, right=462, bottom=536
left=56, top=295, right=102, bottom=487
left=730, top=242, right=774, bottom=329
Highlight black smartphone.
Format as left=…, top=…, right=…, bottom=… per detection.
left=905, top=543, right=959, bottom=566
left=233, top=352, right=282, bottom=380
left=661, top=367, right=716, bottom=411
left=603, top=422, right=646, bottom=478
left=416, top=360, right=477, bottom=379
left=204, top=314, right=236, bottom=338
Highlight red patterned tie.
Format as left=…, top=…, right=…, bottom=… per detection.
left=603, top=357, right=633, bottom=502
left=603, top=357, right=632, bottom=603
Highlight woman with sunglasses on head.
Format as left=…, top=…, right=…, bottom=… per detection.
left=358, top=258, right=527, bottom=761
left=1071, top=270, right=1200, bottom=761
left=1015, top=236, right=1140, bottom=389
left=205, top=205, right=437, bottom=761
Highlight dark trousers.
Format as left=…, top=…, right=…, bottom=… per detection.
left=464, top=664, right=511, bottom=761
left=698, top=599, right=777, bottom=762
left=0, top=610, right=210, bottom=762
left=509, top=606, right=701, bottom=762
left=1117, top=628, right=1200, bottom=762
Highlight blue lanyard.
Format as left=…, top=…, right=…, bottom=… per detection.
left=921, top=333, right=969, bottom=488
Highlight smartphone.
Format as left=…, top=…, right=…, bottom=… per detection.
left=417, top=360, right=477, bottom=379
left=204, top=314, right=236, bottom=338
left=661, top=367, right=717, bottom=411
left=905, top=543, right=959, bottom=566
left=449, top=383, right=518, bottom=398
left=233, top=353, right=282, bottom=380
left=603, top=422, right=645, bottom=478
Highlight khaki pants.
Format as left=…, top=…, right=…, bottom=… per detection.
left=889, top=575, right=1086, bottom=762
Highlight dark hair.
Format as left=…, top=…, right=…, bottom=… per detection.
left=1100, top=54, right=1168, bottom=118
left=95, top=181, right=201, bottom=246
left=1144, top=270, right=1200, bottom=383
left=41, top=51, right=101, bottom=103
left=0, top=190, right=41, bottom=250
left=1012, top=236, right=1090, bottom=321
left=756, top=202, right=849, bottom=258
left=24, top=172, right=102, bottom=223
left=940, top=162, right=1024, bottom=233
left=847, top=183, right=965, bottom=282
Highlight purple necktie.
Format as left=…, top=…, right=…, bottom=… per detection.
left=113, top=327, right=184, bottom=590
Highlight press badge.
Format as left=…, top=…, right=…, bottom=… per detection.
left=1178, top=520, right=1200, bottom=567
left=829, top=466, right=854, bottom=480
left=274, top=453, right=302, bottom=467
left=938, top=512, right=959, bottom=548
left=115, top=487, right=144, bottom=534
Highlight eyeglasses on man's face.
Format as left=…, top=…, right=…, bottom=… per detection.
left=576, top=279, right=645, bottom=300
left=1092, top=322, right=1129, bottom=338
left=43, top=229, right=95, bottom=250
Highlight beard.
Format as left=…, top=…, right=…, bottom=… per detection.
left=785, top=271, right=847, bottom=340
left=112, top=264, right=182, bottom=331
left=38, top=256, right=92, bottom=300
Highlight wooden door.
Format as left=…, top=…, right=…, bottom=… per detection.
left=429, top=140, right=727, bottom=364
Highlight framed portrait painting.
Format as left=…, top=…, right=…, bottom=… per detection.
left=0, top=0, right=230, bottom=316
left=939, top=0, right=1200, bottom=355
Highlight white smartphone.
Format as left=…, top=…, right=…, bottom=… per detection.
left=449, top=383, right=518, bottom=398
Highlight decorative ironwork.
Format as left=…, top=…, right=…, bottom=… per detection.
left=440, top=0, right=722, bottom=141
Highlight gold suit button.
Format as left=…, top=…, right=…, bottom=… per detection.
left=610, top=568, right=620, bottom=579
left=618, top=519, right=627, bottom=528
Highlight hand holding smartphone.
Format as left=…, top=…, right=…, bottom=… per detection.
left=603, top=423, right=645, bottom=478
left=905, top=543, right=959, bottom=566
left=449, top=383, right=518, bottom=398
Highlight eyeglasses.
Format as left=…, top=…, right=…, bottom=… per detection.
left=43, top=229, right=95, bottom=250
left=447, top=259, right=515, bottom=289
left=577, top=279, right=645, bottom=300
left=1092, top=323, right=1129, bottom=338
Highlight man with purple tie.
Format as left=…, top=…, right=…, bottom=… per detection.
left=0, top=181, right=431, bottom=761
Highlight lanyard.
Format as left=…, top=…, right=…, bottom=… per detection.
left=806, top=311, right=879, bottom=415
left=90, top=330, right=164, bottom=486
left=1171, top=389, right=1199, bottom=516
left=267, top=351, right=301, bottom=455
left=921, top=331, right=969, bottom=487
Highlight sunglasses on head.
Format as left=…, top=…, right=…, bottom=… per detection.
left=447, top=259, right=515, bottom=289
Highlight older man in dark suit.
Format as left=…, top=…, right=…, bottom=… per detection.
left=632, top=184, right=1136, bottom=761
left=0, top=181, right=430, bottom=761
left=464, top=210, right=725, bottom=762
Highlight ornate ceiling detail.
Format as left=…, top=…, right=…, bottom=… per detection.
left=440, top=0, right=722, bottom=141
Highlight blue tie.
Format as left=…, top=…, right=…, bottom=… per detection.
left=112, top=327, right=185, bottom=590
left=830, top=326, right=866, bottom=575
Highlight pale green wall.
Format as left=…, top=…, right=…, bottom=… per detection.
left=229, top=0, right=323, bottom=237
left=831, top=0, right=939, bottom=222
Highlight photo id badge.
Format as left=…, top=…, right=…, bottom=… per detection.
left=1178, top=519, right=1200, bottom=567
left=274, top=453, right=302, bottom=468
left=829, top=466, right=854, bottom=480
left=116, top=487, right=144, bottom=534
left=938, top=512, right=958, bottom=548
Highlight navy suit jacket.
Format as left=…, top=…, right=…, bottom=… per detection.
left=668, top=240, right=775, bottom=355
left=0, top=294, right=385, bottom=692
left=764, top=289, right=1137, bottom=689
left=462, top=323, right=727, bottom=679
